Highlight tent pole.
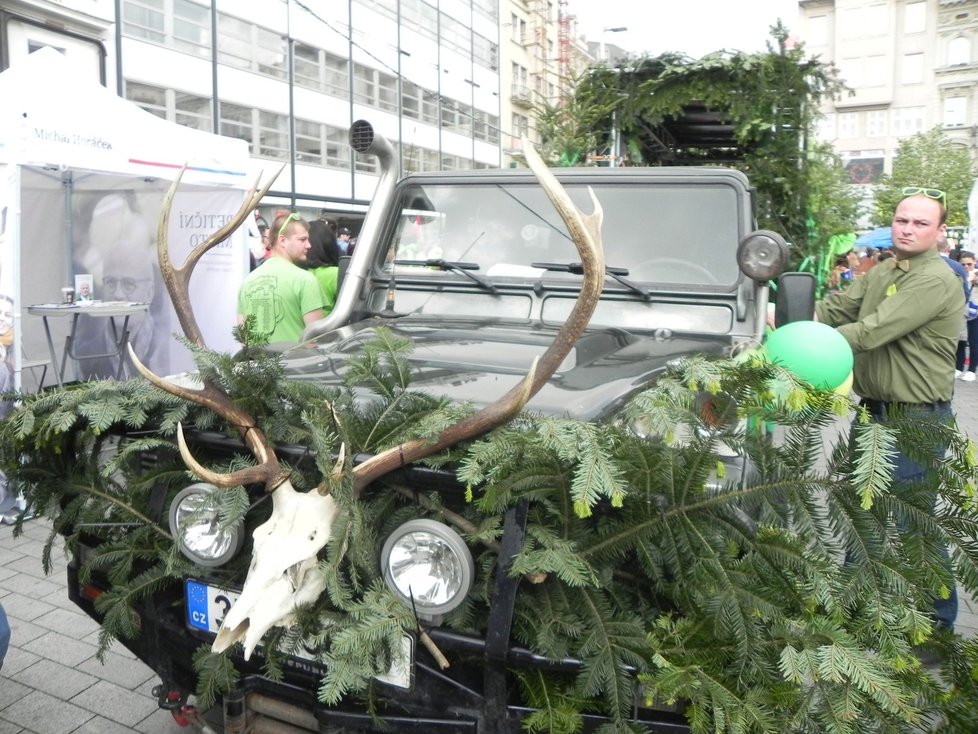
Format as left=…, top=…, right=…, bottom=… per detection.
left=62, top=171, right=74, bottom=285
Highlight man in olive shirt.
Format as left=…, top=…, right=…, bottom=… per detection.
left=816, top=187, right=962, bottom=631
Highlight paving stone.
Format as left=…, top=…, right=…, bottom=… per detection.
left=0, top=646, right=41, bottom=677
left=134, top=707, right=194, bottom=734
left=5, top=617, right=48, bottom=646
left=32, top=607, right=99, bottom=640
left=75, top=649, right=154, bottom=691
left=70, top=714, right=142, bottom=734
left=0, top=574, right=61, bottom=601
left=4, top=556, right=54, bottom=581
left=69, top=679, right=158, bottom=728
left=0, top=720, right=27, bottom=733
left=13, top=658, right=98, bottom=700
left=0, top=593, right=56, bottom=624
left=0, top=549, right=25, bottom=570
left=21, top=631, right=98, bottom=668
left=0, top=689, right=94, bottom=734
left=0, top=676, right=32, bottom=710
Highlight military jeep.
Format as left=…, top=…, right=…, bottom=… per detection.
left=59, top=120, right=797, bottom=733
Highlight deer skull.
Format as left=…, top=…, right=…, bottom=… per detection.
left=212, top=484, right=339, bottom=659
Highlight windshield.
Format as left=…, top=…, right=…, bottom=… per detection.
left=382, top=180, right=743, bottom=287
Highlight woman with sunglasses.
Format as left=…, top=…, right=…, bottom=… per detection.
left=815, top=186, right=962, bottom=634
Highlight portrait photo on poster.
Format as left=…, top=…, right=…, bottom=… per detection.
left=70, top=190, right=170, bottom=379
left=74, top=273, right=94, bottom=302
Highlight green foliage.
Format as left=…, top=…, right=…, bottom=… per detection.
left=871, top=127, right=977, bottom=228
left=4, top=330, right=978, bottom=731
left=561, top=23, right=858, bottom=266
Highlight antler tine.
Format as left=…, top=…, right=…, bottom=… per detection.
left=351, top=141, right=604, bottom=492
left=157, top=164, right=285, bottom=347
left=128, top=344, right=290, bottom=491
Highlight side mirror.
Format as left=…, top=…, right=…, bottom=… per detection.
left=774, top=272, right=816, bottom=327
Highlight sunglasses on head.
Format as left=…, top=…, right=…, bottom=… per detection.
left=902, top=186, right=947, bottom=208
left=277, top=212, right=301, bottom=239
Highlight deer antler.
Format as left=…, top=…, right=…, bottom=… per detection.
left=350, top=140, right=604, bottom=490
left=158, top=165, right=284, bottom=347
left=132, top=141, right=604, bottom=659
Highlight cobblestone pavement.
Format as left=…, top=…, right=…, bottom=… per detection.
left=2, top=384, right=978, bottom=732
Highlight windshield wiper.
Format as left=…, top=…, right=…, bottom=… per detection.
left=531, top=262, right=651, bottom=301
left=394, top=259, right=498, bottom=293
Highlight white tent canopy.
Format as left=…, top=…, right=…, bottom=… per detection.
left=0, top=46, right=249, bottom=187
left=0, top=47, right=253, bottom=391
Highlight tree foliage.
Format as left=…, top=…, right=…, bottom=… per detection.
left=4, top=333, right=978, bottom=732
left=537, top=23, right=862, bottom=266
left=870, top=127, right=976, bottom=228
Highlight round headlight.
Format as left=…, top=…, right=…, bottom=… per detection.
left=737, top=230, right=789, bottom=281
left=381, top=519, right=474, bottom=619
left=168, top=483, right=244, bottom=567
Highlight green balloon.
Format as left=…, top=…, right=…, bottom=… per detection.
left=764, top=320, right=854, bottom=390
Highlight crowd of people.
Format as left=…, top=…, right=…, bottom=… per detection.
left=239, top=211, right=354, bottom=345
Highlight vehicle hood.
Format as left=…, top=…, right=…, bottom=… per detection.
left=282, top=317, right=731, bottom=422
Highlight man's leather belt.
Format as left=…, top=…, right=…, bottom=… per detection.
left=860, top=398, right=951, bottom=415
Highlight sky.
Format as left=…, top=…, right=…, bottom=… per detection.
left=568, top=0, right=801, bottom=59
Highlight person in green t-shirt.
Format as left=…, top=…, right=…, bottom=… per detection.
left=305, top=219, right=342, bottom=316
left=237, top=213, right=324, bottom=344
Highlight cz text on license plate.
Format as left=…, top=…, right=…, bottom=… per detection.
left=185, top=579, right=239, bottom=634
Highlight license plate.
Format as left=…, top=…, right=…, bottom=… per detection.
left=184, top=579, right=414, bottom=689
left=185, top=579, right=238, bottom=634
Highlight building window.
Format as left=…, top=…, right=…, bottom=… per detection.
left=293, top=42, right=321, bottom=90
left=325, top=125, right=351, bottom=169
left=892, top=106, right=925, bottom=136
left=295, top=118, right=322, bottom=165
left=123, top=0, right=165, bottom=44
left=324, top=53, right=349, bottom=99
left=377, top=71, right=399, bottom=113
left=838, top=112, right=858, bottom=138
left=473, top=33, right=498, bottom=70
left=472, top=0, right=498, bottom=22
left=125, top=81, right=167, bottom=118
left=422, top=91, right=439, bottom=125
left=220, top=102, right=254, bottom=151
left=217, top=15, right=252, bottom=71
left=402, top=81, right=421, bottom=120
left=865, top=55, right=886, bottom=87
left=511, top=13, right=520, bottom=43
left=904, top=1, right=926, bottom=34
left=902, top=53, right=924, bottom=84
left=809, top=15, right=828, bottom=46
left=949, top=37, right=970, bottom=66
left=173, top=0, right=210, bottom=57
left=355, top=150, right=379, bottom=174
left=512, top=112, right=530, bottom=139
left=816, top=113, right=835, bottom=141
left=353, top=64, right=376, bottom=106
left=944, top=96, right=968, bottom=127
left=258, top=111, right=289, bottom=160
left=174, top=91, right=212, bottom=131
left=440, top=13, right=471, bottom=56
left=865, top=109, right=887, bottom=137
left=255, top=26, right=287, bottom=79
left=217, top=13, right=286, bottom=79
